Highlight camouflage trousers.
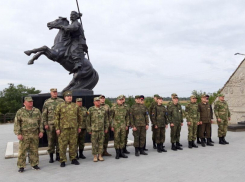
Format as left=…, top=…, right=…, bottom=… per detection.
left=77, top=128, right=86, bottom=150
left=133, top=126, right=146, bottom=148
left=114, top=127, right=126, bottom=149
left=124, top=128, right=129, bottom=146
left=103, top=127, right=110, bottom=151
left=152, top=125, right=156, bottom=142
left=58, top=128, right=78, bottom=162
left=188, top=121, right=198, bottom=141
left=217, top=119, right=228, bottom=137
left=91, top=130, right=105, bottom=155
left=199, top=123, right=211, bottom=138
left=170, top=122, right=181, bottom=143
left=17, top=130, right=39, bottom=168
left=155, top=127, right=165, bottom=144
left=46, top=124, right=59, bottom=154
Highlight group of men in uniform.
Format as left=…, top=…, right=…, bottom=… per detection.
left=14, top=89, right=231, bottom=173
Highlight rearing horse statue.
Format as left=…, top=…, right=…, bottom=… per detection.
left=24, top=16, right=99, bottom=92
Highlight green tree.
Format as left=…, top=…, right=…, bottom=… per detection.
left=125, top=96, right=135, bottom=107
left=105, top=99, right=112, bottom=107
left=0, top=83, right=41, bottom=114
left=144, top=97, right=154, bottom=109
left=191, top=89, right=221, bottom=104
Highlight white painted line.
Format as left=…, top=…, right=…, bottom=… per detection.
left=5, top=142, right=14, bottom=159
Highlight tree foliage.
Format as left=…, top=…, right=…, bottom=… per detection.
left=0, top=83, right=41, bottom=114
left=191, top=89, right=221, bottom=104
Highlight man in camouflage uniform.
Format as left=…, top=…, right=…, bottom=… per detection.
left=87, top=97, right=109, bottom=162
left=42, top=88, right=64, bottom=163
left=54, top=90, right=82, bottom=167
left=100, top=95, right=112, bottom=156
left=149, top=94, right=159, bottom=149
left=167, top=95, right=183, bottom=151
left=14, top=97, right=44, bottom=173
left=206, top=95, right=214, bottom=143
left=110, top=95, right=130, bottom=159
left=185, top=95, right=199, bottom=149
left=130, top=95, right=149, bottom=156
left=198, top=94, right=214, bottom=147
left=214, top=94, right=231, bottom=145
left=76, top=98, right=87, bottom=159
left=122, top=95, right=131, bottom=154
left=151, top=96, right=168, bottom=153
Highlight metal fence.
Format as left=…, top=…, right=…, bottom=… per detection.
left=0, top=113, right=15, bottom=123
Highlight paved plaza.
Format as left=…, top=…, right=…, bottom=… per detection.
left=1, top=123, right=245, bottom=182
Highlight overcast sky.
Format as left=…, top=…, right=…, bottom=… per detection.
left=1, top=0, right=245, bottom=97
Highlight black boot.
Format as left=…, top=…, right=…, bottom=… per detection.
left=197, top=137, right=201, bottom=144
left=120, top=149, right=128, bottom=158
left=71, top=159, right=80, bottom=165
left=56, top=153, right=60, bottom=161
left=203, top=138, right=207, bottom=143
left=188, top=141, right=193, bottom=149
left=115, top=149, right=120, bottom=159
left=201, top=138, right=206, bottom=147
left=60, top=162, right=66, bottom=167
left=157, top=144, right=162, bottom=153
left=176, top=142, right=183, bottom=147
left=49, top=153, right=54, bottom=163
left=219, top=137, right=225, bottom=145
left=223, top=137, right=229, bottom=144
left=161, top=143, right=167, bottom=152
left=123, top=145, right=130, bottom=154
left=140, top=148, right=148, bottom=155
left=79, top=149, right=86, bottom=159
left=171, top=143, right=177, bottom=151
left=153, top=141, right=157, bottom=149
left=176, top=142, right=183, bottom=150
left=135, top=147, right=140, bottom=157
left=207, top=138, right=214, bottom=146
left=192, top=141, right=198, bottom=148
left=210, top=138, right=214, bottom=143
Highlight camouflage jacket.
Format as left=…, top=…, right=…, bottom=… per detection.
left=54, top=102, right=82, bottom=130
left=167, top=103, right=183, bottom=124
left=151, top=104, right=168, bottom=127
left=214, top=100, right=230, bottom=120
left=42, top=97, right=64, bottom=125
left=86, top=106, right=109, bottom=132
left=198, top=102, right=213, bottom=123
left=14, top=107, right=44, bottom=135
left=185, top=102, right=200, bottom=122
left=130, top=103, right=149, bottom=127
left=80, top=106, right=87, bottom=129
left=101, top=103, right=110, bottom=126
left=110, top=104, right=129, bottom=128
left=149, top=101, right=157, bottom=123
left=123, top=103, right=131, bottom=126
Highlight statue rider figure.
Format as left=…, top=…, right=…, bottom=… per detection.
left=60, top=11, right=88, bottom=74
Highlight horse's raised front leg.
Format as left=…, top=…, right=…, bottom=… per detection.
left=28, top=51, right=44, bottom=65
left=24, top=46, right=50, bottom=56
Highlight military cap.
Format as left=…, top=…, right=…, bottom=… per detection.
left=154, top=94, right=160, bottom=98
left=173, top=95, right=179, bottom=99
left=206, top=94, right=210, bottom=97
left=135, top=95, right=140, bottom=99
left=94, top=97, right=100, bottom=101
left=117, top=95, right=124, bottom=100
left=218, top=93, right=224, bottom=97
left=63, top=90, right=72, bottom=97
left=201, top=94, right=207, bottom=98
left=99, top=95, right=105, bottom=99
left=24, top=97, right=33, bottom=102
left=157, top=96, right=163, bottom=99
left=50, top=88, right=57, bottom=92
left=139, top=95, right=145, bottom=99
left=121, top=95, right=126, bottom=98
left=76, top=98, right=82, bottom=102
left=190, top=95, right=197, bottom=99
left=171, top=93, right=177, bottom=97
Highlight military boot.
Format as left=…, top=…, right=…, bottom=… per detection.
left=140, top=148, right=148, bottom=155
left=207, top=138, right=214, bottom=146
left=201, top=138, right=206, bottom=147
left=102, top=150, right=112, bottom=156
left=157, top=144, right=162, bottom=153
left=188, top=141, right=193, bottom=149
left=223, top=137, right=229, bottom=144
left=120, top=149, right=128, bottom=158
left=171, top=143, right=177, bottom=151
left=143, top=143, right=148, bottom=151
left=71, top=159, right=80, bottom=165
left=98, top=154, right=104, bottom=161
left=93, top=155, right=98, bottom=162
left=60, top=162, right=66, bottom=167
left=176, top=142, right=183, bottom=150
left=192, top=141, right=198, bottom=148
left=135, top=147, right=140, bottom=157
left=161, top=143, right=167, bottom=152
left=49, top=153, right=54, bottom=163
left=197, top=137, right=201, bottom=144
left=18, top=168, right=24, bottom=173
left=115, top=149, right=120, bottom=159
left=219, top=137, right=225, bottom=145
left=153, top=141, right=157, bottom=149
left=56, top=153, right=60, bottom=161
left=123, top=145, right=130, bottom=154
left=79, top=149, right=86, bottom=159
